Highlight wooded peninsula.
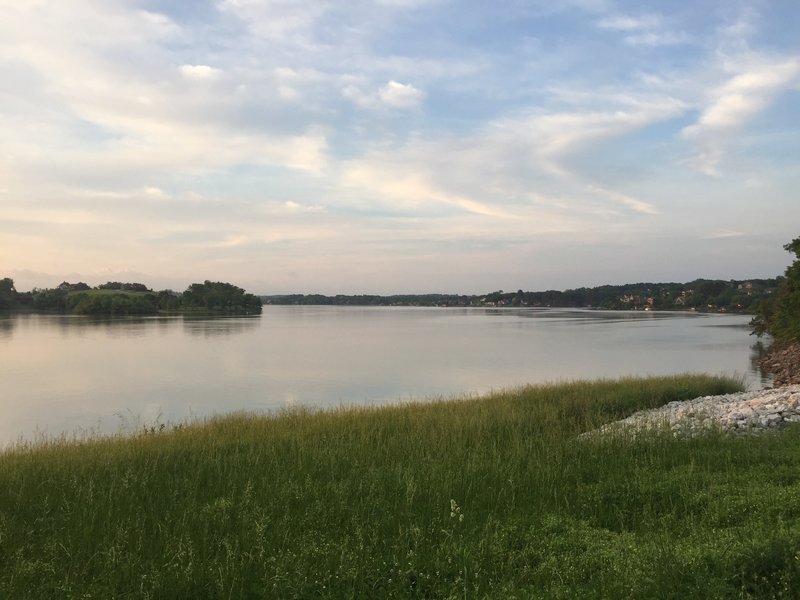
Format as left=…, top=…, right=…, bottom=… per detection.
left=0, top=279, right=262, bottom=316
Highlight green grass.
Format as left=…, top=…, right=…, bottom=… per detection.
left=3, top=375, right=800, bottom=599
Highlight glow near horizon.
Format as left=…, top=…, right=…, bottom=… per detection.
left=1, top=0, right=799, bottom=295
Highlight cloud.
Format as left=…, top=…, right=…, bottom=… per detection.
left=378, top=81, right=425, bottom=108
left=502, top=95, right=687, bottom=177
left=180, top=64, right=222, bottom=79
left=342, top=163, right=514, bottom=219
left=688, top=59, right=800, bottom=130
left=143, top=186, right=169, bottom=199
left=702, top=230, right=746, bottom=240
left=375, top=0, right=442, bottom=7
left=216, top=0, right=333, bottom=42
left=336, top=89, right=680, bottom=227
left=3, top=0, right=799, bottom=294
left=586, top=185, right=659, bottom=216
left=342, top=80, right=425, bottom=109
left=597, top=14, right=661, bottom=32
left=284, top=200, right=326, bottom=213
left=596, top=13, right=688, bottom=46
left=682, top=56, right=800, bottom=175
left=0, top=3, right=333, bottom=185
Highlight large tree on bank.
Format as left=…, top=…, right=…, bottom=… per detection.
left=753, top=237, right=800, bottom=343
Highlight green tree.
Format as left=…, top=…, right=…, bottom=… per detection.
left=0, top=278, right=17, bottom=310
left=181, top=281, right=262, bottom=313
left=752, top=237, right=800, bottom=342
left=31, top=287, right=68, bottom=311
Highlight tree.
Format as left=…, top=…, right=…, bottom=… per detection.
left=752, top=237, right=800, bottom=342
left=0, top=278, right=17, bottom=310
left=181, top=281, right=262, bottom=313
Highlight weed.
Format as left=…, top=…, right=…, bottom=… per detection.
left=3, top=375, right=797, bottom=598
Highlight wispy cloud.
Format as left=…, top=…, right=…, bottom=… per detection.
left=596, top=13, right=688, bottom=46
left=342, top=80, right=425, bottom=109
left=702, top=230, right=746, bottom=240
left=682, top=56, right=800, bottom=176
left=1, top=0, right=799, bottom=292
left=216, top=0, right=333, bottom=43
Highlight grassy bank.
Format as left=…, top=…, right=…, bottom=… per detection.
left=2, top=375, right=800, bottom=599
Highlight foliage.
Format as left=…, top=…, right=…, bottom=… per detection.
left=31, top=286, right=68, bottom=311
left=1, top=280, right=262, bottom=316
left=181, top=280, right=262, bottom=313
left=1, top=275, right=780, bottom=315
left=752, top=237, right=800, bottom=342
left=0, top=277, right=17, bottom=310
left=9, top=375, right=800, bottom=599
left=264, top=278, right=780, bottom=312
left=64, top=290, right=160, bottom=316
left=98, top=281, right=151, bottom=292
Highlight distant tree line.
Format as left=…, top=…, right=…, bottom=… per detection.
left=1, top=275, right=784, bottom=316
left=262, top=293, right=477, bottom=307
left=263, top=278, right=780, bottom=313
left=0, top=280, right=262, bottom=316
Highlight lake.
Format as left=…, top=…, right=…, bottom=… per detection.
left=0, top=307, right=769, bottom=446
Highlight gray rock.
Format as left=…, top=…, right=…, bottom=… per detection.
left=583, top=385, right=800, bottom=438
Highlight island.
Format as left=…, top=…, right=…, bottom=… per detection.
left=0, top=279, right=262, bottom=316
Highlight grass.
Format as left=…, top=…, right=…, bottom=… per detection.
left=2, top=374, right=800, bottom=599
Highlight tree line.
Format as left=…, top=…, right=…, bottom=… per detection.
left=2, top=268, right=791, bottom=319
left=263, top=278, right=780, bottom=313
left=0, top=280, right=262, bottom=316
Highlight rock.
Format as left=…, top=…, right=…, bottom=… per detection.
left=583, top=385, right=800, bottom=438
left=760, top=342, right=800, bottom=386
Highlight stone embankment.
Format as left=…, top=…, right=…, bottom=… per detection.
left=760, top=342, right=800, bottom=387
left=587, top=385, right=800, bottom=438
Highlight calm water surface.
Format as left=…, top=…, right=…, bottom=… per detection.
left=0, top=307, right=768, bottom=445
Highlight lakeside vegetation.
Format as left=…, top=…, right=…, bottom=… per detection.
left=0, top=279, right=262, bottom=315
left=2, top=276, right=780, bottom=315
left=6, top=374, right=800, bottom=599
left=752, top=237, right=800, bottom=344
left=750, top=237, right=800, bottom=385
left=263, top=277, right=780, bottom=312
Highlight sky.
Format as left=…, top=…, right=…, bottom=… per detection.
left=1, top=0, right=799, bottom=295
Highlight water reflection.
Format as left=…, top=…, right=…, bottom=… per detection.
left=7, top=314, right=261, bottom=340
left=749, top=340, right=773, bottom=387
left=182, top=316, right=260, bottom=337
left=0, top=307, right=767, bottom=446
left=0, top=316, right=15, bottom=341
left=43, top=315, right=177, bottom=339
left=484, top=307, right=715, bottom=325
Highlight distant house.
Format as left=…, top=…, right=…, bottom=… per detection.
left=57, top=281, right=91, bottom=292
left=737, top=282, right=754, bottom=296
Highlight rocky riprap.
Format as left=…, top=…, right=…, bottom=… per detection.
left=760, top=342, right=800, bottom=387
left=584, top=385, right=800, bottom=438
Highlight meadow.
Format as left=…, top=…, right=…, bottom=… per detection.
left=2, top=375, right=800, bottom=599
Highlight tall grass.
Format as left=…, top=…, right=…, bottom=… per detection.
left=3, top=375, right=800, bottom=598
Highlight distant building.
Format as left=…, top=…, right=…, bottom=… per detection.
left=57, top=281, right=91, bottom=292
